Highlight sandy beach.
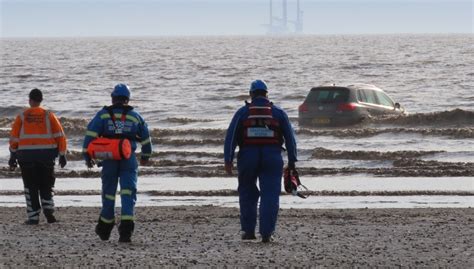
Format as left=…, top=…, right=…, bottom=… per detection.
left=0, top=206, right=472, bottom=267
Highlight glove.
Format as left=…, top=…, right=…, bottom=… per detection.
left=224, top=162, right=233, bottom=175
left=59, top=155, right=67, bottom=168
left=288, top=161, right=296, bottom=170
left=86, top=158, right=95, bottom=168
left=8, top=153, right=18, bottom=171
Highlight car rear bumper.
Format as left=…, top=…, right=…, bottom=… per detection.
left=298, top=114, right=366, bottom=127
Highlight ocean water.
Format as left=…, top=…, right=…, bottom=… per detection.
left=1, top=35, right=473, bottom=120
left=1, top=34, right=473, bottom=208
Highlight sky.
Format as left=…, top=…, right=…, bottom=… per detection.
left=0, top=0, right=473, bottom=37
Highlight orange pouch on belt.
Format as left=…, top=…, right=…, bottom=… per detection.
left=87, top=137, right=132, bottom=160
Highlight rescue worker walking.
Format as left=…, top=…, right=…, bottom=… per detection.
left=8, top=88, right=67, bottom=224
left=83, top=84, right=152, bottom=243
left=224, top=80, right=297, bottom=243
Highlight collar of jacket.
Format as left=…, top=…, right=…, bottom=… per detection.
left=250, top=96, right=270, bottom=105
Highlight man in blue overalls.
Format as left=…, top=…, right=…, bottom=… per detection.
left=83, top=84, right=152, bottom=243
left=224, top=80, right=297, bottom=243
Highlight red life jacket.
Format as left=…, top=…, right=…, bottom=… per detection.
left=241, top=103, right=282, bottom=146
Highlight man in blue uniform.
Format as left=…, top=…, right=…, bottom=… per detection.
left=83, top=84, right=152, bottom=243
left=224, top=80, right=297, bottom=243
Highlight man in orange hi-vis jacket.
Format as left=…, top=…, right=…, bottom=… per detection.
left=9, top=88, right=67, bottom=225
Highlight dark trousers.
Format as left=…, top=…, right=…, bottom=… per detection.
left=237, top=146, right=283, bottom=237
left=19, top=161, right=56, bottom=221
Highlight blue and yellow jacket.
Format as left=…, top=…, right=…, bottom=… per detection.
left=82, top=105, right=152, bottom=161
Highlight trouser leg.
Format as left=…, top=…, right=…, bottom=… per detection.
left=19, top=162, right=41, bottom=223
left=119, top=173, right=137, bottom=222
left=119, top=155, right=138, bottom=221
left=95, top=161, right=119, bottom=240
left=100, top=161, right=119, bottom=223
left=38, top=161, right=56, bottom=216
left=258, top=148, right=283, bottom=237
left=118, top=156, right=138, bottom=242
left=237, top=149, right=260, bottom=234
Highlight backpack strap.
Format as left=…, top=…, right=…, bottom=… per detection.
left=104, top=105, right=132, bottom=128
left=104, top=106, right=116, bottom=127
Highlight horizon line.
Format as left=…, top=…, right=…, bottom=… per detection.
left=1, top=32, right=472, bottom=39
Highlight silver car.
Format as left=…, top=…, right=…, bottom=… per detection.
left=298, top=84, right=405, bottom=126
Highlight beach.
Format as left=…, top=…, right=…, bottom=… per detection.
left=1, top=206, right=472, bottom=267
left=1, top=35, right=473, bottom=267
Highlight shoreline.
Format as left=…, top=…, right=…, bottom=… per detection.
left=1, top=206, right=472, bottom=267
left=1, top=190, right=473, bottom=196
left=1, top=194, right=472, bottom=209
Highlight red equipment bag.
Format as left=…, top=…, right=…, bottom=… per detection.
left=87, top=137, right=132, bottom=160
left=284, top=167, right=309, bottom=199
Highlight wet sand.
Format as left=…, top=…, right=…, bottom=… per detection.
left=0, top=206, right=472, bottom=267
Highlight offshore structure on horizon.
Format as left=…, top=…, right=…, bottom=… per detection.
left=265, top=0, right=303, bottom=35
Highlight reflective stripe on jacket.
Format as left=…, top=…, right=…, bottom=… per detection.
left=9, top=107, right=67, bottom=155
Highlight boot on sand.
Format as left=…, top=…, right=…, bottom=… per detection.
left=118, top=220, right=134, bottom=243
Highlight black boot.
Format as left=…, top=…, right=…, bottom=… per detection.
left=24, top=219, right=39, bottom=225
left=241, top=232, right=256, bottom=240
left=44, top=209, right=57, bottom=223
left=118, top=220, right=134, bottom=243
left=95, top=218, right=114, bottom=241
left=262, top=234, right=274, bottom=243
left=45, top=214, right=57, bottom=223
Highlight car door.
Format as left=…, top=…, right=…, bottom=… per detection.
left=357, top=89, right=385, bottom=116
left=374, top=91, right=399, bottom=115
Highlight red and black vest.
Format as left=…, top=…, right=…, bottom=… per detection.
left=241, top=103, right=282, bottom=146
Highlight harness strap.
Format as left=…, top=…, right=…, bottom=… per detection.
left=102, top=105, right=142, bottom=143
left=104, top=105, right=131, bottom=132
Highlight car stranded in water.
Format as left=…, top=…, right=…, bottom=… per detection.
left=298, top=84, right=405, bottom=126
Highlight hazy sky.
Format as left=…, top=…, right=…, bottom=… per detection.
left=1, top=0, right=472, bottom=37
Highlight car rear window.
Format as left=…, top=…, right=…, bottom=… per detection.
left=306, top=88, right=349, bottom=104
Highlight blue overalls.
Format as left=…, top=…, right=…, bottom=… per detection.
left=83, top=105, right=152, bottom=224
left=224, top=96, right=297, bottom=237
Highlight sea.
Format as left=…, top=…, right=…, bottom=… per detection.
left=0, top=34, right=473, bottom=208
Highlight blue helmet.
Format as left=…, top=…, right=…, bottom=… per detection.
left=249, top=79, right=268, bottom=92
left=111, top=83, right=131, bottom=99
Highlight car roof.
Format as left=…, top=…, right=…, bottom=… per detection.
left=311, top=83, right=385, bottom=92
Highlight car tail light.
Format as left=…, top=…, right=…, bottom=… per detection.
left=298, top=103, right=308, bottom=112
left=336, top=103, right=357, bottom=112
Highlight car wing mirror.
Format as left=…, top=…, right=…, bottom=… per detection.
left=394, top=102, right=401, bottom=109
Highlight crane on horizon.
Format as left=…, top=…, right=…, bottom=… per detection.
left=265, top=0, right=303, bottom=35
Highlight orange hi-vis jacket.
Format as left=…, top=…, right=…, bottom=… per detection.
left=9, top=107, right=67, bottom=156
